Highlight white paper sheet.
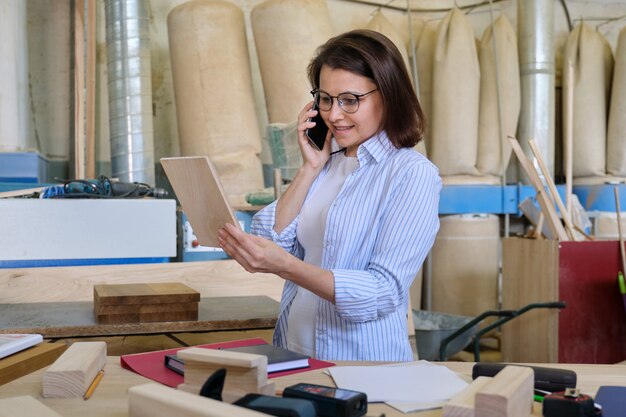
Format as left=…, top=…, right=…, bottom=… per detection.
left=328, top=361, right=468, bottom=412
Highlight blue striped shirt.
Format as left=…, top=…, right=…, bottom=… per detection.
left=251, top=131, right=441, bottom=361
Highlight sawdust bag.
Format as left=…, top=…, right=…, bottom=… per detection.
left=430, top=8, right=480, bottom=176
left=167, top=0, right=262, bottom=157
left=211, top=150, right=264, bottom=198
left=562, top=22, right=613, bottom=178
left=607, top=26, right=626, bottom=177
left=477, top=15, right=520, bottom=176
left=414, top=21, right=438, bottom=154
left=431, top=214, right=500, bottom=318
left=365, top=10, right=411, bottom=78
left=251, top=0, right=333, bottom=124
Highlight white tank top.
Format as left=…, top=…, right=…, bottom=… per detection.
left=288, top=152, right=359, bottom=356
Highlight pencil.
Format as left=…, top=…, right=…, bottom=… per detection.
left=84, top=369, right=105, bottom=400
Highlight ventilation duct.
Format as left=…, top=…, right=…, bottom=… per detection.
left=517, top=0, right=555, bottom=181
left=105, top=0, right=155, bottom=184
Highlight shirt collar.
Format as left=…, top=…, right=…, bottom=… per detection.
left=357, top=130, right=395, bottom=164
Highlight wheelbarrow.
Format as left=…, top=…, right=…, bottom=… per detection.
left=412, top=301, right=566, bottom=361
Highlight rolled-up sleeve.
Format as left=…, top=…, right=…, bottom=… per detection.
left=250, top=201, right=303, bottom=257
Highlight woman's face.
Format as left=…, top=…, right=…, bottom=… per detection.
left=318, top=65, right=383, bottom=157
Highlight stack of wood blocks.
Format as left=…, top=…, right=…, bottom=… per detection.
left=176, top=347, right=275, bottom=403
left=443, top=365, right=534, bottom=417
left=94, top=282, right=200, bottom=324
left=42, top=341, right=106, bottom=398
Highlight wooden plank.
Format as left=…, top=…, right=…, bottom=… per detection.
left=129, top=383, right=270, bottom=417
left=0, top=296, right=278, bottom=338
left=0, top=187, right=44, bottom=199
left=85, top=0, right=96, bottom=179
left=474, top=366, right=534, bottom=417
left=43, top=341, right=106, bottom=398
left=501, top=238, right=559, bottom=363
left=0, top=259, right=283, bottom=305
left=96, top=310, right=198, bottom=325
left=160, top=156, right=240, bottom=248
left=508, top=136, right=568, bottom=241
left=0, top=343, right=67, bottom=386
left=178, top=347, right=266, bottom=369
left=95, top=301, right=199, bottom=316
left=0, top=395, right=63, bottom=417
left=528, top=139, right=577, bottom=240
left=72, top=0, right=86, bottom=179
left=443, top=376, right=492, bottom=417
left=94, top=283, right=200, bottom=306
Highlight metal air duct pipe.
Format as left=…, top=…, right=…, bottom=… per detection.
left=105, top=0, right=155, bottom=185
left=0, top=0, right=29, bottom=151
left=517, top=0, right=555, bottom=182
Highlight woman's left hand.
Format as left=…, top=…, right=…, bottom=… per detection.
left=217, top=223, right=289, bottom=275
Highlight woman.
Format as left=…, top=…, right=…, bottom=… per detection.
left=218, top=29, right=441, bottom=361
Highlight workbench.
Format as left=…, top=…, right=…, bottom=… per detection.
left=0, top=296, right=279, bottom=339
left=0, top=357, right=624, bottom=417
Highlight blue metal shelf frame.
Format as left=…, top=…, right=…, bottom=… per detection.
left=439, top=183, right=626, bottom=215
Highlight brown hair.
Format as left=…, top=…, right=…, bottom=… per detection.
left=307, top=29, right=425, bottom=148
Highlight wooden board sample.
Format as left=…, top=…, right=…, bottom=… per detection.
left=474, top=365, right=533, bottom=417
left=94, top=283, right=200, bottom=306
left=0, top=342, right=66, bottom=386
left=0, top=395, right=63, bottom=417
left=160, top=156, right=240, bottom=248
left=43, top=341, right=106, bottom=398
left=95, top=309, right=198, bottom=325
left=443, top=376, right=493, bottom=417
left=129, top=382, right=270, bottom=417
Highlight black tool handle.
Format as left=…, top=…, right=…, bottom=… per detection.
left=472, top=362, right=577, bottom=393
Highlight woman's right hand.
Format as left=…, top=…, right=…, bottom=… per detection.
left=297, top=101, right=331, bottom=173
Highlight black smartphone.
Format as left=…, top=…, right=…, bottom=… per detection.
left=305, top=102, right=328, bottom=151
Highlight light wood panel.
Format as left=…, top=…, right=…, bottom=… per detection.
left=0, top=260, right=284, bottom=304
left=501, top=238, right=559, bottom=363
left=161, top=156, right=239, bottom=248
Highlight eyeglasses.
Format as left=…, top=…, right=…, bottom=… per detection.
left=310, top=88, right=378, bottom=114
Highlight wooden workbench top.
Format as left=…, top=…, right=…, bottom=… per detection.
left=0, top=296, right=279, bottom=338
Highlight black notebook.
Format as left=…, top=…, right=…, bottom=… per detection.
left=225, top=344, right=310, bottom=373
left=164, top=344, right=310, bottom=375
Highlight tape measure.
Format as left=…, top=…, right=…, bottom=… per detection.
left=542, top=388, right=602, bottom=417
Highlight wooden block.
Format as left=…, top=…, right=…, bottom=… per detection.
left=129, top=382, right=271, bottom=417
left=94, top=283, right=200, bottom=306
left=95, top=301, right=199, bottom=315
left=0, top=342, right=67, bottom=386
left=443, top=376, right=493, bottom=417
left=0, top=395, right=63, bottom=417
left=95, top=309, right=198, bottom=324
left=474, top=365, right=534, bottom=417
left=43, top=341, right=106, bottom=398
left=177, top=347, right=267, bottom=369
